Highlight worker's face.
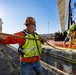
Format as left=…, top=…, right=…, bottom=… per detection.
left=27, top=24, right=36, bottom=33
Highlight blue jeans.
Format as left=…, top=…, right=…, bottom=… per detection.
left=20, top=61, right=42, bottom=75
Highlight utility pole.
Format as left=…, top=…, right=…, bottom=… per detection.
left=0, top=18, right=3, bottom=32
left=48, top=22, right=50, bottom=34
left=0, top=18, right=3, bottom=39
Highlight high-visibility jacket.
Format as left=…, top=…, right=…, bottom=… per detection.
left=21, top=32, right=42, bottom=58
left=0, top=31, right=42, bottom=62
left=68, top=23, right=76, bottom=34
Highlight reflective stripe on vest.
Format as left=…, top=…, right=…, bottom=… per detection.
left=22, top=33, right=42, bottom=58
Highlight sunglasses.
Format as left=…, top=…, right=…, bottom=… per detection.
left=26, top=24, right=36, bottom=26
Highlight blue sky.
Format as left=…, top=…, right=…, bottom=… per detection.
left=0, top=0, right=76, bottom=34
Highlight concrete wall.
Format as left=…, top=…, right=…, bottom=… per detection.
left=41, top=46, right=76, bottom=75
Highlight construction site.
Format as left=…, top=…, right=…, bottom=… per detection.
left=0, top=0, right=76, bottom=75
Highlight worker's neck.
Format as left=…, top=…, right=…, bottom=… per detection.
left=25, top=29, right=34, bottom=34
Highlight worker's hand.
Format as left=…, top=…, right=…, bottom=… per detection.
left=40, top=38, right=45, bottom=44
left=40, top=38, right=49, bottom=43
left=40, top=38, right=46, bottom=42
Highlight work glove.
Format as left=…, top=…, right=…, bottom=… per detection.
left=40, top=38, right=46, bottom=42
left=18, top=47, right=25, bottom=56
left=40, top=38, right=49, bottom=44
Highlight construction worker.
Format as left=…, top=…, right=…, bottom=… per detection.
left=0, top=17, right=44, bottom=75
left=64, top=21, right=76, bottom=45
